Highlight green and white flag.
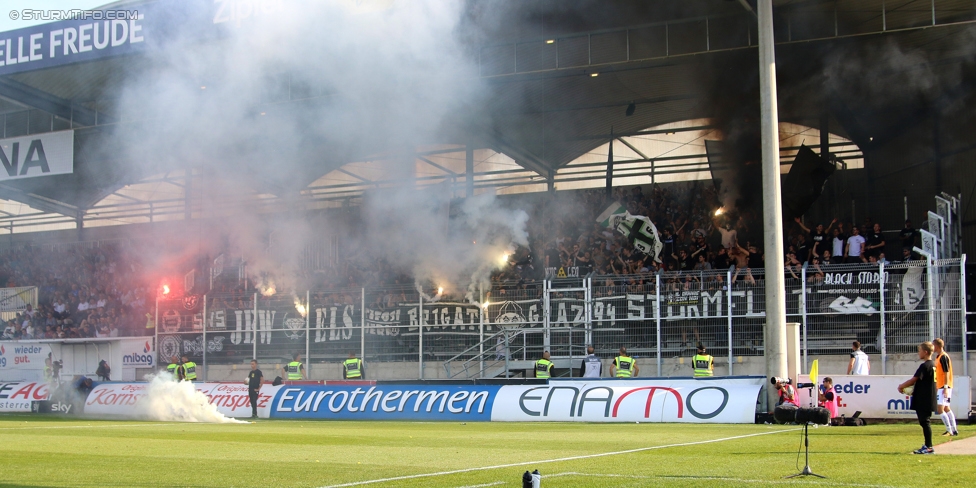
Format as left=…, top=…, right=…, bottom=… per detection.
left=596, top=202, right=663, bottom=262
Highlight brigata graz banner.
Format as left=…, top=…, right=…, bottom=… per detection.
left=490, top=378, right=763, bottom=423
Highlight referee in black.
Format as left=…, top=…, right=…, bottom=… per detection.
left=246, top=360, right=263, bottom=419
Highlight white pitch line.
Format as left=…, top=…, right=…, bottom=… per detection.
left=0, top=422, right=186, bottom=431
left=317, top=428, right=798, bottom=488
left=548, top=471, right=897, bottom=488
left=452, top=482, right=504, bottom=488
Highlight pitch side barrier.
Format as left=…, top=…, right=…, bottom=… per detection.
left=21, top=377, right=763, bottom=423
left=794, top=375, right=971, bottom=420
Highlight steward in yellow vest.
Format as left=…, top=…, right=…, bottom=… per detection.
left=343, top=352, right=364, bottom=379
left=166, top=356, right=179, bottom=378
left=612, top=347, right=638, bottom=378
left=693, top=344, right=714, bottom=377
left=534, top=351, right=553, bottom=379
left=284, top=353, right=306, bottom=381
left=179, top=355, right=197, bottom=381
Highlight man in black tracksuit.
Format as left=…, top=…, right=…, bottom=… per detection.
left=246, top=360, right=263, bottom=419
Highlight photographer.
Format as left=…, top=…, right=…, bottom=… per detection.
left=817, top=377, right=839, bottom=420
left=774, top=379, right=799, bottom=408
left=96, top=360, right=111, bottom=382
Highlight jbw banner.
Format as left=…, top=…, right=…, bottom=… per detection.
left=269, top=385, right=499, bottom=421
left=491, top=378, right=763, bottom=423
left=795, top=375, right=970, bottom=420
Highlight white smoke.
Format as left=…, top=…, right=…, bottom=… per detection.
left=135, top=375, right=245, bottom=423
left=361, top=188, right=528, bottom=304
left=107, top=0, right=496, bottom=289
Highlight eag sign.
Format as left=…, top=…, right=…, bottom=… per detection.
left=491, top=379, right=762, bottom=423
left=0, top=130, right=74, bottom=182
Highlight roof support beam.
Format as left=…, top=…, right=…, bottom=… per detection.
left=0, top=183, right=81, bottom=218
left=0, top=78, right=97, bottom=127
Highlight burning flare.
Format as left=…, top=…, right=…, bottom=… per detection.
left=161, top=284, right=170, bottom=295
left=714, top=207, right=725, bottom=216
left=293, top=296, right=307, bottom=318
left=259, top=282, right=276, bottom=296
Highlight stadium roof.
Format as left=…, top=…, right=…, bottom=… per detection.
left=0, top=0, right=973, bottom=231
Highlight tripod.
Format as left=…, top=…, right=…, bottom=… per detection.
left=786, top=423, right=826, bottom=479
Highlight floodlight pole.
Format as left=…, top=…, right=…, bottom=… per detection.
left=758, top=0, right=788, bottom=408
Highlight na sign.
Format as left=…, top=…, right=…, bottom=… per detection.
left=0, top=130, right=73, bottom=181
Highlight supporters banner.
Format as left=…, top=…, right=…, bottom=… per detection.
left=491, top=378, right=763, bottom=423
left=268, top=384, right=500, bottom=421
left=596, top=202, right=663, bottom=261
left=0, top=342, right=52, bottom=371
left=0, top=131, right=73, bottom=181
left=0, top=381, right=49, bottom=412
left=795, top=375, right=970, bottom=420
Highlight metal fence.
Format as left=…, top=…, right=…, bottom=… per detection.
left=153, top=258, right=967, bottom=381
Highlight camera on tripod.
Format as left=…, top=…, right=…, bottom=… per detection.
left=770, top=376, right=814, bottom=389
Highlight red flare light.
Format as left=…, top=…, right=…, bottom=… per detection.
left=162, top=284, right=170, bottom=295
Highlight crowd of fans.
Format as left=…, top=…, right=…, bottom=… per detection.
left=493, top=182, right=922, bottom=288
left=0, top=243, right=153, bottom=340
left=0, top=183, right=927, bottom=337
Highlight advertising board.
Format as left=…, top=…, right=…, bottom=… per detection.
left=795, top=375, right=971, bottom=420
left=0, top=381, right=49, bottom=412
left=491, top=378, right=762, bottom=423
left=0, top=342, right=51, bottom=371
left=268, top=385, right=499, bottom=421
left=82, top=382, right=281, bottom=418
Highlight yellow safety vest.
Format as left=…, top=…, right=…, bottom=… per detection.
left=535, top=359, right=553, bottom=379
left=693, top=354, right=713, bottom=377
left=166, top=363, right=178, bottom=377
left=343, top=358, right=363, bottom=379
left=182, top=361, right=197, bottom=381
left=614, top=356, right=635, bottom=378
left=286, top=361, right=303, bottom=380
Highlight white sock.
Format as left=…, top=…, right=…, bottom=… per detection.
left=940, top=412, right=951, bottom=431
left=946, top=410, right=957, bottom=433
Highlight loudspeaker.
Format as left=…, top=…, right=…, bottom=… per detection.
left=782, top=145, right=835, bottom=219
left=774, top=405, right=831, bottom=425
left=795, top=407, right=832, bottom=425
left=773, top=404, right=798, bottom=424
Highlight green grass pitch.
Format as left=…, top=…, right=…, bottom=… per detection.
left=0, top=416, right=972, bottom=487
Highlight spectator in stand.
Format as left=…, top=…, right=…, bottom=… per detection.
left=713, top=247, right=730, bottom=270
left=864, top=223, right=885, bottom=259
left=795, top=233, right=811, bottom=263
left=900, top=219, right=919, bottom=250
left=845, top=227, right=866, bottom=263
left=831, top=226, right=847, bottom=264
left=808, top=256, right=825, bottom=283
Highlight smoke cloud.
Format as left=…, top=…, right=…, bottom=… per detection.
left=102, top=0, right=522, bottom=291
left=135, top=374, right=245, bottom=423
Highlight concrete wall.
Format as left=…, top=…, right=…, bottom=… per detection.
left=198, top=352, right=976, bottom=402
